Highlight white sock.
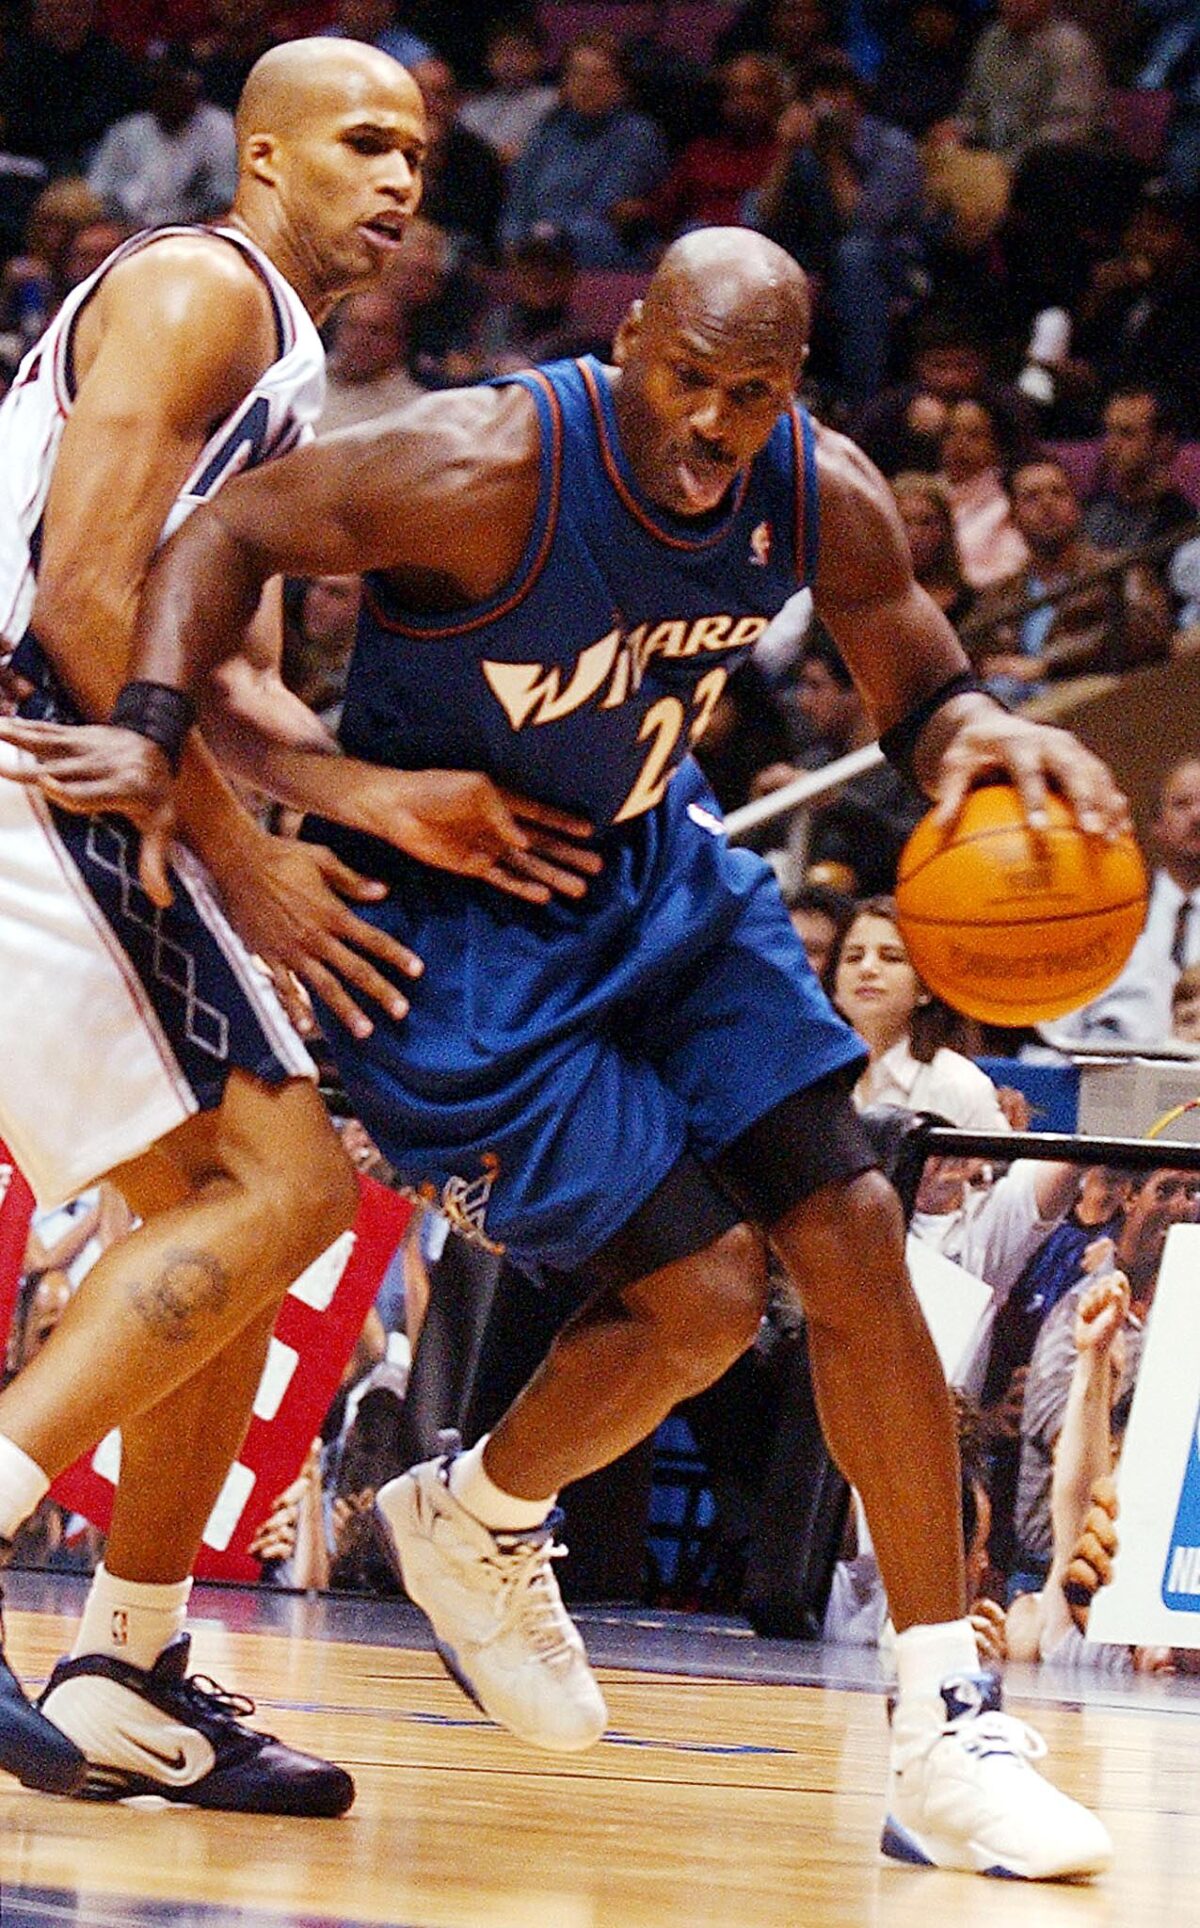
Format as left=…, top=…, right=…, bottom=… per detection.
left=448, top=1435, right=557, bottom=1532
left=893, top=1618, right=980, bottom=1708
left=71, top=1563, right=192, bottom=1671
left=0, top=1434, right=50, bottom=1542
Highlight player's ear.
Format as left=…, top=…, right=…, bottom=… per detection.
left=243, top=131, right=283, bottom=188
left=612, top=299, right=644, bottom=367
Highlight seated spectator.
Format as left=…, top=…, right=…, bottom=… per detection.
left=851, top=302, right=1040, bottom=478
left=1070, top=182, right=1200, bottom=438
left=750, top=49, right=927, bottom=405
left=410, top=54, right=506, bottom=261
left=636, top=52, right=789, bottom=239
left=891, top=470, right=978, bottom=630
left=691, top=659, right=797, bottom=816
left=714, top=0, right=839, bottom=76
left=1054, top=755, right=1200, bottom=1046
left=1082, top=387, right=1198, bottom=584
left=1135, top=0, right=1200, bottom=200
left=60, top=215, right=133, bottom=289
left=1014, top=1166, right=1200, bottom=1590
left=0, top=0, right=143, bottom=177
left=461, top=225, right=607, bottom=379
left=87, top=43, right=237, bottom=230
left=830, top=895, right=1011, bottom=1128
left=965, top=458, right=1173, bottom=704
left=458, top=18, right=557, bottom=168
left=499, top=32, right=670, bottom=270
left=190, top=0, right=279, bottom=115
left=1170, top=962, right=1200, bottom=1044
left=752, top=625, right=925, bottom=894
left=383, top=214, right=488, bottom=388
left=0, top=177, right=107, bottom=374
left=783, top=877, right=856, bottom=986
left=937, top=396, right=1030, bottom=589
left=944, top=0, right=1107, bottom=168
left=871, top=0, right=978, bottom=141
left=321, top=0, right=431, bottom=69
left=319, top=286, right=424, bottom=434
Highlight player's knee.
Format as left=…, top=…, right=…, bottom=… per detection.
left=777, top=1167, right=907, bottom=1328
left=212, top=1094, right=357, bottom=1277
left=656, top=1222, right=769, bottom=1389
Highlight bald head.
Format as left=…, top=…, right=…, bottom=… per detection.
left=644, top=229, right=811, bottom=371
left=235, top=37, right=422, bottom=147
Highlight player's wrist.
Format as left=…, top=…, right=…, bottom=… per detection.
left=878, top=670, right=996, bottom=793
left=110, top=680, right=196, bottom=773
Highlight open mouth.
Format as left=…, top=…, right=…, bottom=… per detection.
left=675, top=456, right=735, bottom=512
left=361, top=215, right=409, bottom=249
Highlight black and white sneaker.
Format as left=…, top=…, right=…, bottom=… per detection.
left=37, top=1633, right=354, bottom=1815
left=0, top=1597, right=86, bottom=1793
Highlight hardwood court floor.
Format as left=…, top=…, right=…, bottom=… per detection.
left=0, top=1579, right=1198, bottom=1928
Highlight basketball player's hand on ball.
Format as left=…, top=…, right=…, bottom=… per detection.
left=0, top=715, right=177, bottom=906
left=932, top=711, right=1131, bottom=841
left=354, top=767, right=603, bottom=903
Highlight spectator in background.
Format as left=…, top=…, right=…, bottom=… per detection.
left=87, top=44, right=237, bottom=231
left=690, top=660, right=796, bottom=816
left=0, top=0, right=143, bottom=177
left=500, top=32, right=670, bottom=270
left=1170, top=962, right=1200, bottom=1044
left=60, top=216, right=132, bottom=289
left=410, top=55, right=505, bottom=261
left=715, top=0, right=840, bottom=76
left=891, top=471, right=977, bottom=631
left=872, top=0, right=979, bottom=141
left=320, top=285, right=423, bottom=434
left=382, top=213, right=487, bottom=387
left=938, top=396, right=1030, bottom=590
left=753, top=625, right=925, bottom=895
left=190, top=0, right=280, bottom=115
left=1054, top=755, right=1200, bottom=1046
left=1070, top=183, right=1200, bottom=437
left=966, top=458, right=1172, bottom=704
left=459, top=18, right=557, bottom=168
left=751, top=49, right=926, bottom=405
left=852, top=303, right=1039, bottom=478
left=1083, top=387, right=1197, bottom=566
left=637, top=53, right=789, bottom=240
left=322, top=0, right=431, bottom=69
left=947, top=0, right=1107, bottom=168
left=784, top=877, right=856, bottom=986
left=0, top=179, right=107, bottom=372
left=831, top=896, right=1011, bottom=1129
left=462, top=225, right=607, bottom=379
left=1014, top=1167, right=1200, bottom=1591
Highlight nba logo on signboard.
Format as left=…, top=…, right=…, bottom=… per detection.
left=1162, top=1394, right=1200, bottom=1612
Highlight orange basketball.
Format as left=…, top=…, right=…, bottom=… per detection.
left=894, top=784, right=1148, bottom=1026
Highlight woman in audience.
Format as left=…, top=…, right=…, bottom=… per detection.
left=831, top=896, right=1010, bottom=1130
left=938, top=396, right=1031, bottom=590
left=891, top=470, right=978, bottom=633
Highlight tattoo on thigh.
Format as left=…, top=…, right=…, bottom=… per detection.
left=127, top=1248, right=231, bottom=1344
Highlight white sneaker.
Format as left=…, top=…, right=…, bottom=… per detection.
left=375, top=1454, right=608, bottom=1753
left=883, top=1672, right=1113, bottom=1880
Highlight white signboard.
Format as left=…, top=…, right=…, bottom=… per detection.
left=1088, top=1224, right=1200, bottom=1648
left=905, top=1235, right=993, bottom=1388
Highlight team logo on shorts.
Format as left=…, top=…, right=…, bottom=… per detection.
left=404, top=1153, right=505, bottom=1254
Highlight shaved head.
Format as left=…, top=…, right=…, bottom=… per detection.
left=235, top=37, right=422, bottom=147
left=644, top=228, right=811, bottom=372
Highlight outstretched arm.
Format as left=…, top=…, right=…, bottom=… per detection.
left=811, top=427, right=1129, bottom=837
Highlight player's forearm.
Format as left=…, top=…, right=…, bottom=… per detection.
left=1049, top=1354, right=1113, bottom=1580
left=174, top=729, right=274, bottom=875
left=130, top=511, right=273, bottom=703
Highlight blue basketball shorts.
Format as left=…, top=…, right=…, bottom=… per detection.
left=314, top=762, right=868, bottom=1272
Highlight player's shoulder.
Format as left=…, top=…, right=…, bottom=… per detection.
left=98, top=230, right=276, bottom=335
left=368, top=380, right=541, bottom=485
left=811, top=418, right=893, bottom=506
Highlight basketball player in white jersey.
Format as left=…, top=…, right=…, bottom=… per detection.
left=0, top=37, right=597, bottom=1813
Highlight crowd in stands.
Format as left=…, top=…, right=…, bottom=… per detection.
left=2, top=0, right=1200, bottom=1671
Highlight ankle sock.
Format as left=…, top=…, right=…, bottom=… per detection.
left=71, top=1564, right=192, bottom=1672
left=893, top=1618, right=980, bottom=1707
left=448, top=1435, right=557, bottom=1532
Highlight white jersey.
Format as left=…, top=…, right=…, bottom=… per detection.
left=0, top=222, right=325, bottom=649
left=0, top=223, right=324, bottom=1206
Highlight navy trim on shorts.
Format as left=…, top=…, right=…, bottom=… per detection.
left=712, top=1064, right=879, bottom=1227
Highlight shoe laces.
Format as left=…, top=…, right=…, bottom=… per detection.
left=488, top=1527, right=576, bottom=1662
left=945, top=1708, right=1048, bottom=1767
left=174, top=1672, right=256, bottom=1727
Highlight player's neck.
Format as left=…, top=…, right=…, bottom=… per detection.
left=221, top=204, right=337, bottom=327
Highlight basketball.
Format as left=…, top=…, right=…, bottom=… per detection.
left=895, top=784, right=1148, bottom=1026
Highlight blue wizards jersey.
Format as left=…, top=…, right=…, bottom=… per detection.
left=338, top=354, right=818, bottom=829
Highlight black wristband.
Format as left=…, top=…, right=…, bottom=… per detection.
left=110, top=681, right=196, bottom=774
left=878, top=668, right=988, bottom=793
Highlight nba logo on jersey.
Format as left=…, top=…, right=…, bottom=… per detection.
left=1161, top=1393, right=1200, bottom=1611
left=749, top=519, right=772, bottom=566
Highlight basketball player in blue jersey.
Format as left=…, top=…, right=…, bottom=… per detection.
left=7, top=228, right=1124, bottom=1877
left=0, top=38, right=599, bottom=1814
